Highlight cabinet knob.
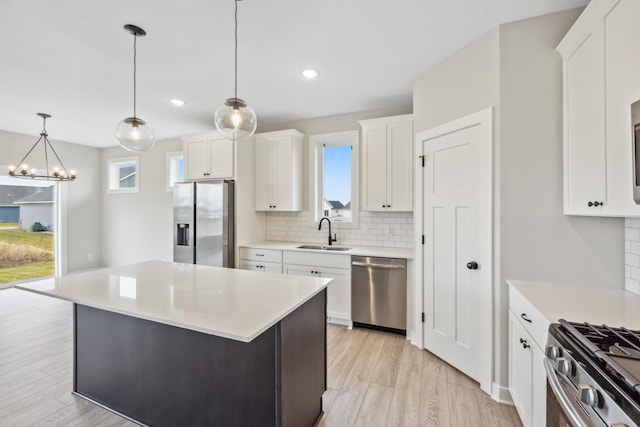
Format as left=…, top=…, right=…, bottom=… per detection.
left=519, top=338, right=530, bottom=349
left=588, top=201, right=603, bottom=207
left=466, top=261, right=478, bottom=270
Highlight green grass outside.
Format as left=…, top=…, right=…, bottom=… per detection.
left=0, top=229, right=53, bottom=251
left=0, top=229, right=54, bottom=284
left=0, top=262, right=54, bottom=284
left=0, top=222, right=19, bottom=229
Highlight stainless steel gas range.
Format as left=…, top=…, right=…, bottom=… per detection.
left=546, top=319, right=640, bottom=426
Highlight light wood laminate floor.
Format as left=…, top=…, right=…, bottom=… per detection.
left=0, top=288, right=522, bottom=426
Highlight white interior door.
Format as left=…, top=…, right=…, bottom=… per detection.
left=418, top=108, right=492, bottom=393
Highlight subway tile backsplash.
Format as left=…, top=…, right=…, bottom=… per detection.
left=266, top=211, right=414, bottom=248
left=625, top=218, right=640, bottom=295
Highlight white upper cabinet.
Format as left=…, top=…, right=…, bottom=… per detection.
left=182, top=133, right=235, bottom=180
left=561, top=19, right=606, bottom=214
left=360, top=114, right=413, bottom=212
left=557, top=0, right=640, bottom=216
left=254, top=130, right=304, bottom=211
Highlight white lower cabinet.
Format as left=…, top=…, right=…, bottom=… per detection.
left=508, top=289, right=548, bottom=427
left=282, top=251, right=351, bottom=325
left=238, top=248, right=282, bottom=273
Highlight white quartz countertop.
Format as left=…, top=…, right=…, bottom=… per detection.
left=240, top=241, right=414, bottom=260
left=507, top=279, right=640, bottom=328
left=16, top=260, right=330, bottom=342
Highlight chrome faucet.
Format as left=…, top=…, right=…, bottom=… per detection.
left=318, top=217, right=337, bottom=246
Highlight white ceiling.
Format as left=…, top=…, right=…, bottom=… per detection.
left=0, top=0, right=588, bottom=148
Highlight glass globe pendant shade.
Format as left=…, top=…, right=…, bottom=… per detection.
left=214, top=97, right=257, bottom=142
left=115, top=117, right=155, bottom=152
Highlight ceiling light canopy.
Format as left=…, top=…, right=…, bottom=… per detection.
left=9, top=113, right=76, bottom=181
left=302, top=68, right=319, bottom=79
left=170, top=99, right=186, bottom=107
left=116, top=24, right=155, bottom=152
left=214, top=0, right=257, bottom=142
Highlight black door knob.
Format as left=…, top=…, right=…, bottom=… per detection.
left=466, top=261, right=478, bottom=270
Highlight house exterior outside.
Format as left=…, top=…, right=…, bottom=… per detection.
left=12, top=186, right=54, bottom=231
left=0, top=185, right=41, bottom=224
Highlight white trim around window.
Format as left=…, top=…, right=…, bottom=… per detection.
left=309, top=130, right=360, bottom=228
left=107, top=156, right=139, bottom=193
left=166, top=151, right=184, bottom=191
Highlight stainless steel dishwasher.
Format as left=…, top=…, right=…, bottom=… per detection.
left=351, top=256, right=406, bottom=334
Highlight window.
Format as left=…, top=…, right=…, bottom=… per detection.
left=108, top=156, right=139, bottom=193
left=310, top=130, right=359, bottom=225
left=166, top=151, right=184, bottom=191
left=0, top=176, right=57, bottom=287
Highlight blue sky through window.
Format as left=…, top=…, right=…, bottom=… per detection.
left=323, top=145, right=351, bottom=206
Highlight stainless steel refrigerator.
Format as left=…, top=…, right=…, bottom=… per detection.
left=173, top=180, right=235, bottom=267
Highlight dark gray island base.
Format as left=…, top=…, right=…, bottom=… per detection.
left=73, top=290, right=327, bottom=427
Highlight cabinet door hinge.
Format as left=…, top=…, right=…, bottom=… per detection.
left=421, top=235, right=425, bottom=245
left=419, top=155, right=425, bottom=167
left=421, top=312, right=425, bottom=323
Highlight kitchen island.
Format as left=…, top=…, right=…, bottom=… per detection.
left=17, top=260, right=331, bottom=427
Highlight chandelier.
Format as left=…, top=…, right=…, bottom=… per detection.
left=9, top=113, right=76, bottom=181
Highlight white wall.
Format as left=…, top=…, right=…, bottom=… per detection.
left=413, top=8, right=624, bottom=393
left=100, top=139, right=182, bottom=267
left=0, top=129, right=102, bottom=273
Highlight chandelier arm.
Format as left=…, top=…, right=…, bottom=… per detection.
left=45, top=136, right=72, bottom=176
left=12, top=136, right=44, bottom=169
left=44, top=135, right=50, bottom=176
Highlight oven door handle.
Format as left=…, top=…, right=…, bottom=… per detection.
left=544, top=359, right=588, bottom=427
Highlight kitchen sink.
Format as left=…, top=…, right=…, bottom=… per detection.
left=296, top=245, right=351, bottom=251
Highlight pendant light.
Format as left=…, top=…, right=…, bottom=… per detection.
left=115, top=24, right=155, bottom=152
left=9, top=113, right=76, bottom=181
left=214, top=0, right=257, bottom=141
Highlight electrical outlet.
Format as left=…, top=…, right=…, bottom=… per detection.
left=88, top=254, right=93, bottom=262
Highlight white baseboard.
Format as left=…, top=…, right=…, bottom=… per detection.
left=491, top=382, right=514, bottom=404
left=327, top=317, right=352, bottom=328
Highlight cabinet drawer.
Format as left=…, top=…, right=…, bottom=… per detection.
left=509, top=288, right=549, bottom=349
left=239, top=260, right=282, bottom=274
left=239, top=248, right=282, bottom=263
left=282, top=251, right=350, bottom=269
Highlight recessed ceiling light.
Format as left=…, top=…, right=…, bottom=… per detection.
left=170, top=99, right=186, bottom=106
left=301, top=69, right=319, bottom=79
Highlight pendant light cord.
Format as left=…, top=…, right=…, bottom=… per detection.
left=133, top=33, right=138, bottom=118
left=234, top=0, right=239, bottom=99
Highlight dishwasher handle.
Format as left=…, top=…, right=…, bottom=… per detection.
left=351, top=261, right=405, bottom=269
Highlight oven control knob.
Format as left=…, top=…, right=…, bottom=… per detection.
left=578, top=385, right=599, bottom=407
left=545, top=345, right=560, bottom=360
left=556, top=357, right=572, bottom=376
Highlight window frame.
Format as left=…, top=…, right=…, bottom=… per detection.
left=107, top=156, right=139, bottom=194
left=309, top=130, right=359, bottom=227
left=166, top=151, right=184, bottom=191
